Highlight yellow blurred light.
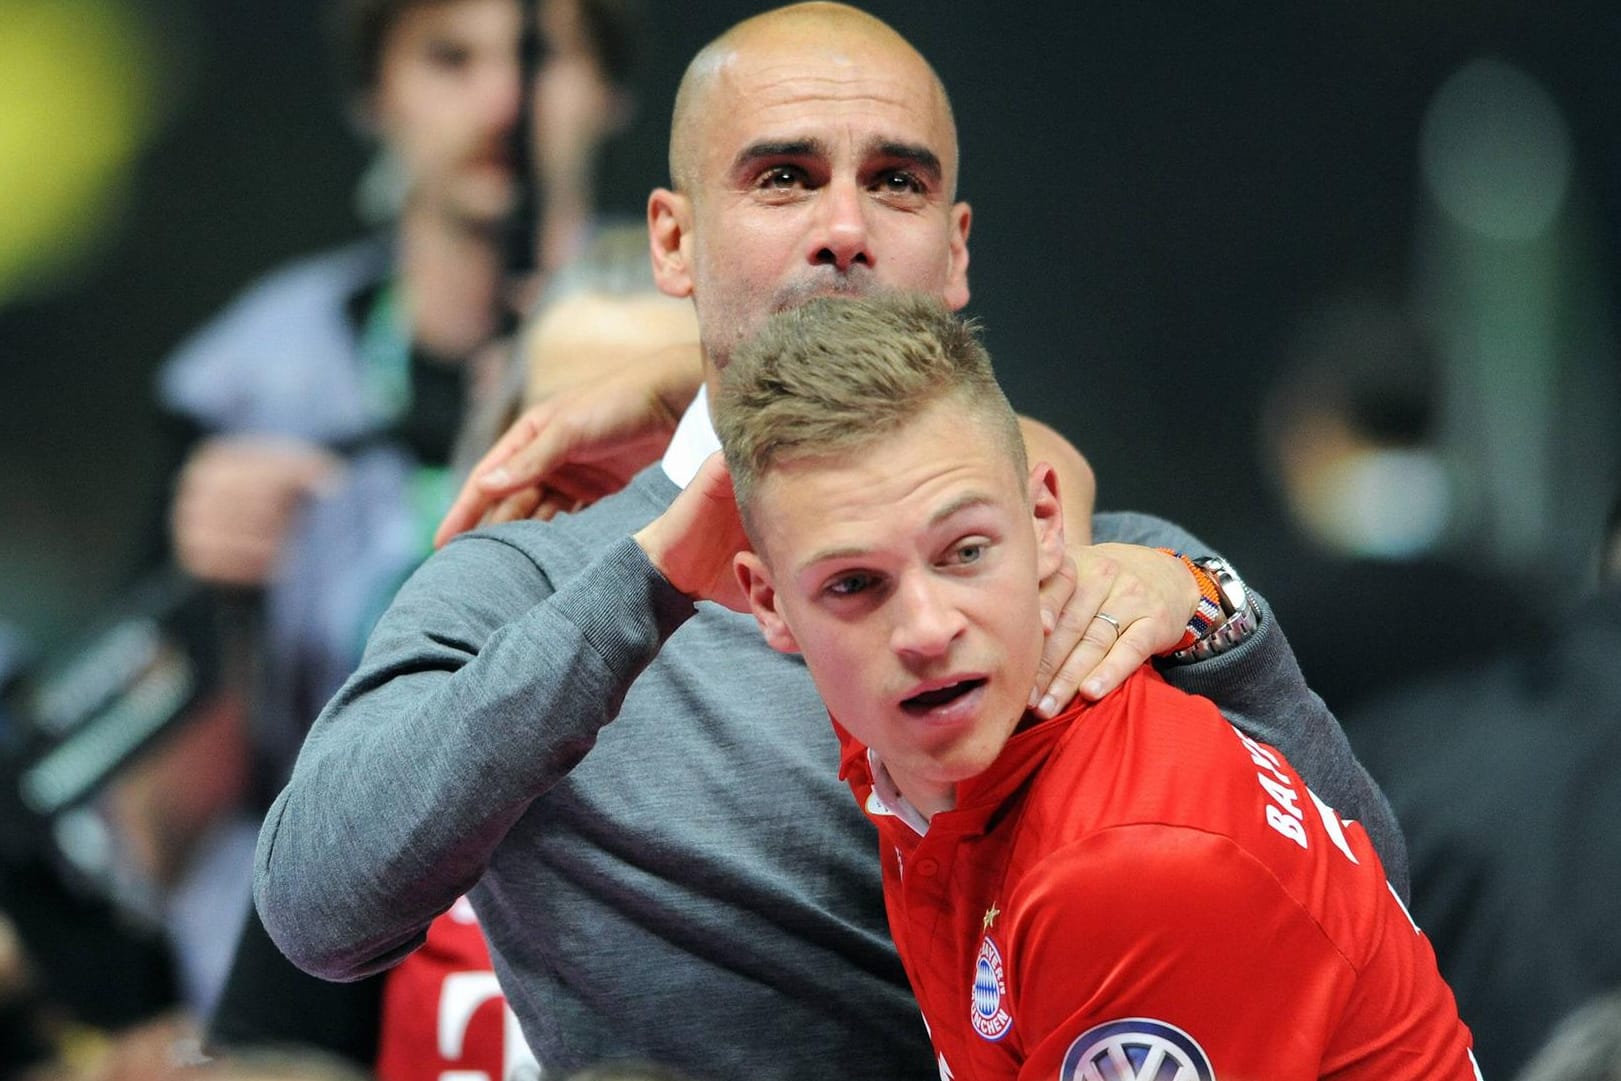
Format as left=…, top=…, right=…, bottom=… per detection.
left=0, top=0, right=168, bottom=304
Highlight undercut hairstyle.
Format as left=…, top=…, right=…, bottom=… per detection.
left=714, top=293, right=1026, bottom=535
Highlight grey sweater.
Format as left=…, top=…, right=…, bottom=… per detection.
left=255, top=465, right=1403, bottom=1081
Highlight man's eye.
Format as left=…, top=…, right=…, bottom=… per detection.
left=759, top=166, right=808, bottom=189
left=425, top=40, right=472, bottom=70
left=951, top=543, right=985, bottom=565
left=827, top=572, right=876, bottom=597
left=875, top=170, right=925, bottom=195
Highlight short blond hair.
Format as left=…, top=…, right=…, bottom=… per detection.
left=714, top=293, right=1025, bottom=531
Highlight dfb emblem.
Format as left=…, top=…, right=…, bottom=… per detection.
left=969, top=936, right=1013, bottom=1041
left=1059, top=1018, right=1214, bottom=1081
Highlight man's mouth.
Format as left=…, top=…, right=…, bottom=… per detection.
left=900, top=678, right=986, bottom=715
left=465, top=144, right=516, bottom=173
left=771, top=275, right=878, bottom=313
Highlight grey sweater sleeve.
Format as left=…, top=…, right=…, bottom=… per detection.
left=1092, top=511, right=1410, bottom=899
left=253, top=533, right=694, bottom=980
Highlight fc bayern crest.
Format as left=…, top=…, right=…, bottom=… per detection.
left=969, top=936, right=1014, bottom=1041
left=1059, top=1018, right=1214, bottom=1081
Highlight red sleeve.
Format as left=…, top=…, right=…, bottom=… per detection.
left=1006, top=823, right=1354, bottom=1081
left=375, top=906, right=534, bottom=1081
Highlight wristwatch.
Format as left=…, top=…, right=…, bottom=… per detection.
left=1167, top=557, right=1258, bottom=664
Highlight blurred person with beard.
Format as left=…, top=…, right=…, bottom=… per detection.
left=138, top=0, right=638, bottom=1032
left=208, top=225, right=685, bottom=1081
left=160, top=0, right=638, bottom=596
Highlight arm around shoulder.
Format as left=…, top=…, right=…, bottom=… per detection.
left=254, top=531, right=696, bottom=979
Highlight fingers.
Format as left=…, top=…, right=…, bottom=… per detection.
left=1029, top=552, right=1101, bottom=717
left=689, top=450, right=737, bottom=503
left=1036, top=551, right=1078, bottom=638
left=436, top=408, right=555, bottom=547
left=631, top=453, right=748, bottom=607
left=481, top=488, right=543, bottom=527
left=476, top=405, right=575, bottom=493
left=1073, top=617, right=1160, bottom=703
left=435, top=358, right=691, bottom=547
left=171, top=439, right=340, bottom=586
left=1030, top=544, right=1196, bottom=714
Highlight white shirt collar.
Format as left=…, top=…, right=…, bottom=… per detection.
left=661, top=385, right=721, bottom=489
left=867, top=747, right=931, bottom=837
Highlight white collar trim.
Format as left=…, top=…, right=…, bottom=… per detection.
left=867, top=747, right=931, bottom=837
left=660, top=385, right=720, bottom=489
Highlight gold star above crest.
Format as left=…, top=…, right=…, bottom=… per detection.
left=982, top=904, right=1001, bottom=932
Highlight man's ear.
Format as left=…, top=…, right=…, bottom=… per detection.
left=1029, top=462, right=1066, bottom=579
left=648, top=188, right=695, bottom=299
left=943, top=200, right=972, bottom=311
left=733, top=551, right=800, bottom=654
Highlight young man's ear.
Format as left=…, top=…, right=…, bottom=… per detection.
left=648, top=188, right=695, bottom=299
left=733, top=552, right=799, bottom=654
left=1029, top=462, right=1066, bottom=579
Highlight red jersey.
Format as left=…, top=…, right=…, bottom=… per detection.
left=837, top=668, right=1478, bottom=1081
left=374, top=897, right=540, bottom=1081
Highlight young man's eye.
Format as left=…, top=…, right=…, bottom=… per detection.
left=951, top=542, right=986, bottom=566
left=826, top=572, right=876, bottom=597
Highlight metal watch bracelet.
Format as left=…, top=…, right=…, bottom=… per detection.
left=1165, top=557, right=1258, bottom=664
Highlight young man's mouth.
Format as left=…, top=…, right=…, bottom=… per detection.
left=900, top=678, right=987, bottom=716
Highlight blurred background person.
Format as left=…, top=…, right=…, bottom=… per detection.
left=150, top=0, right=637, bottom=1026
left=1517, top=993, right=1621, bottom=1081
left=1, top=0, right=642, bottom=1062
left=1344, top=487, right=1621, bottom=1078
left=209, top=224, right=687, bottom=1081
left=158, top=0, right=638, bottom=1020
left=1248, top=293, right=1547, bottom=716
left=160, top=0, right=637, bottom=598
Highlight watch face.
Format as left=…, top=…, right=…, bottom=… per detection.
left=1192, top=559, right=1236, bottom=615
left=1168, top=560, right=1258, bottom=664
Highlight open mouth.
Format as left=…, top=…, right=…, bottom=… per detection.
left=900, top=678, right=986, bottom=715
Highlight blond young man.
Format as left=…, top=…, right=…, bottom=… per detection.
left=717, top=293, right=1477, bottom=1081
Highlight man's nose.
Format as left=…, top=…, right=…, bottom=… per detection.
left=810, top=178, right=873, bottom=272
left=890, top=573, right=964, bottom=661
left=481, top=60, right=523, bottom=132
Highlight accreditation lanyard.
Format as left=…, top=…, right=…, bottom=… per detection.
left=358, top=279, right=413, bottom=426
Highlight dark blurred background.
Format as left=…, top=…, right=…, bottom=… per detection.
left=3, top=0, right=1619, bottom=668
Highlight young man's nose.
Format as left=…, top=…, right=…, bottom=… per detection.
left=890, top=574, right=965, bottom=660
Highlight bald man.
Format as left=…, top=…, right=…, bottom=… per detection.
left=255, top=7, right=1402, bottom=1079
